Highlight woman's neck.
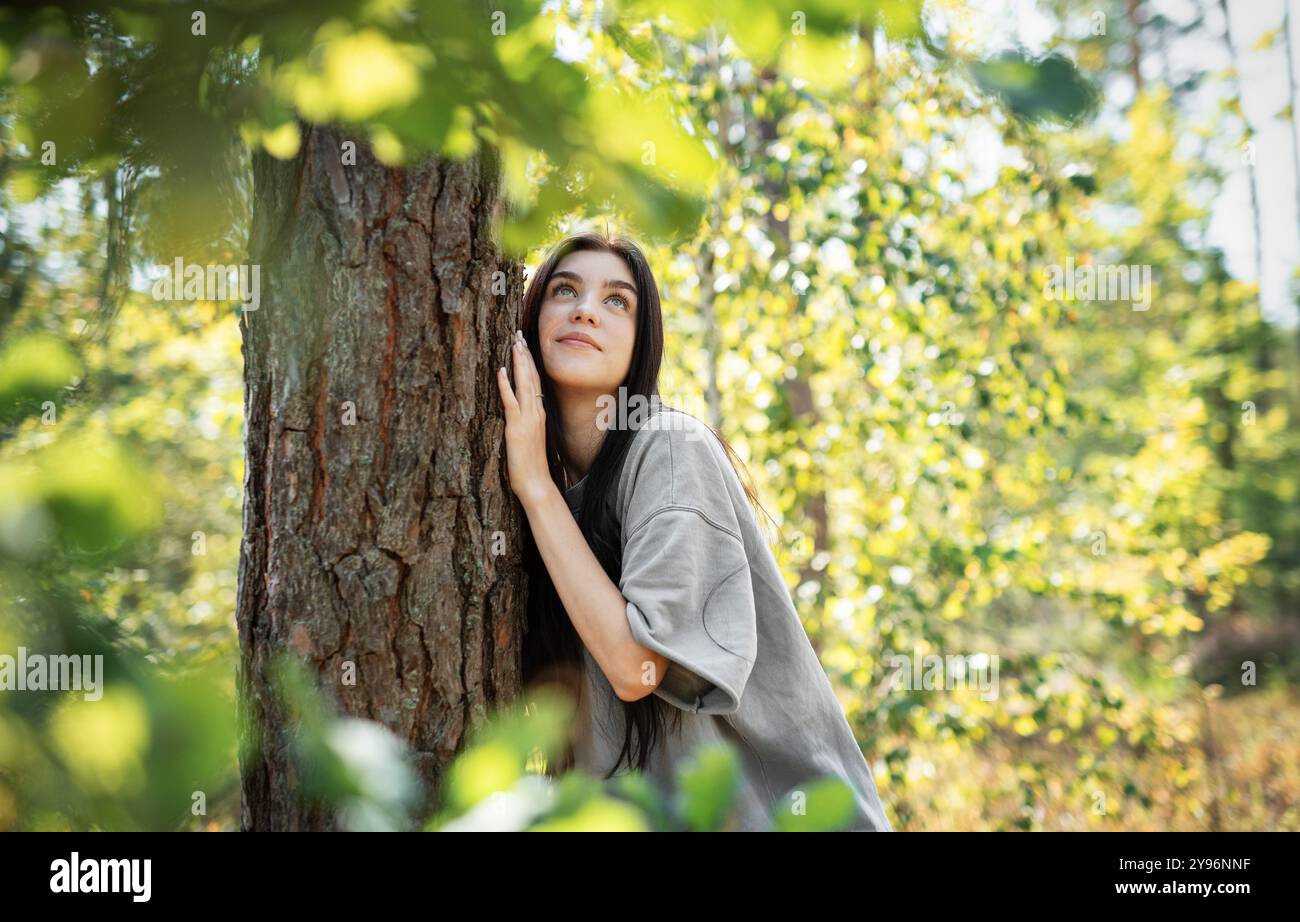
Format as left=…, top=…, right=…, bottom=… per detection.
left=553, top=389, right=610, bottom=481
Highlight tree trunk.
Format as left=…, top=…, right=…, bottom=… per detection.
left=1126, top=0, right=1144, bottom=91
left=755, top=67, right=831, bottom=656
left=236, top=124, right=526, bottom=830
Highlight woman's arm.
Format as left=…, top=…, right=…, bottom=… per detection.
left=519, top=483, right=667, bottom=702
left=496, top=330, right=667, bottom=702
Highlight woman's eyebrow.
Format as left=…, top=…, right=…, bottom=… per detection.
left=551, top=270, right=637, bottom=300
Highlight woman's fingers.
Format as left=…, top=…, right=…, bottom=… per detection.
left=509, top=334, right=527, bottom=413
left=497, top=364, right=518, bottom=419
left=499, top=329, right=549, bottom=502
left=512, top=329, right=541, bottom=412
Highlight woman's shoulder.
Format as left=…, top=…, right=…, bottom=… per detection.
left=630, top=403, right=715, bottom=443
left=618, top=404, right=743, bottom=531
left=623, top=404, right=723, bottom=471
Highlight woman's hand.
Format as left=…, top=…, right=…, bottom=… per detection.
left=497, top=329, right=554, bottom=507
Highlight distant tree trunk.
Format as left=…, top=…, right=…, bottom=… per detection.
left=755, top=67, right=831, bottom=656
left=1216, top=0, right=1272, bottom=388
left=1284, top=3, right=1300, bottom=228
left=236, top=125, right=527, bottom=830
left=1217, top=0, right=1264, bottom=289
left=699, top=26, right=730, bottom=431
left=1283, top=3, right=1300, bottom=380
left=698, top=234, right=724, bottom=430
left=1126, top=0, right=1144, bottom=91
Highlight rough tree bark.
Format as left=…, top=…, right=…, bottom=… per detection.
left=236, top=124, right=526, bottom=830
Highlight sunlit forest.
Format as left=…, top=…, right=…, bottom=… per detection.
left=1, top=0, right=1298, bottom=832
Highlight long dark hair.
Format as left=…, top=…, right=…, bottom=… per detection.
left=519, top=228, right=774, bottom=779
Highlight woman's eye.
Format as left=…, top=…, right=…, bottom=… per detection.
left=552, top=282, right=628, bottom=309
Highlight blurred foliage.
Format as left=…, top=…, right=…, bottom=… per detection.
left=268, top=654, right=422, bottom=831
left=1, top=1, right=1297, bottom=831
left=0, top=0, right=1094, bottom=256
left=641, top=30, right=1298, bottom=830
left=425, top=687, right=865, bottom=831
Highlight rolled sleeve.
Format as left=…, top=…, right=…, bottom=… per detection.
left=620, top=506, right=758, bottom=715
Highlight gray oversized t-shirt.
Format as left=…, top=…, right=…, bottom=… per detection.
left=564, top=405, right=892, bottom=832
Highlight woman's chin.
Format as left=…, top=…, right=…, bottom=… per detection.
left=544, top=360, right=609, bottom=391
left=547, top=371, right=619, bottom=396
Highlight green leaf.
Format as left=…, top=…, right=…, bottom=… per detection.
left=771, top=777, right=862, bottom=831
left=674, top=741, right=742, bottom=831
left=0, top=333, right=81, bottom=428
left=967, top=51, right=1099, bottom=125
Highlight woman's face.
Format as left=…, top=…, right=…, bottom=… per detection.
left=536, top=249, right=638, bottom=397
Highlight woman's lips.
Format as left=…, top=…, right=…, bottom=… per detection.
left=558, top=337, right=599, bottom=350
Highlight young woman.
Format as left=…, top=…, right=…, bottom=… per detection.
left=496, top=229, right=892, bottom=832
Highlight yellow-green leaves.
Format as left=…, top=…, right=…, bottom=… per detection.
left=0, top=332, right=80, bottom=427
left=259, top=121, right=302, bottom=160
left=674, top=742, right=743, bottom=831
left=275, top=26, right=430, bottom=124
left=48, top=686, right=150, bottom=796
left=770, top=777, right=860, bottom=831
left=785, top=40, right=855, bottom=92
left=585, top=84, right=718, bottom=195
left=0, top=433, right=160, bottom=562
